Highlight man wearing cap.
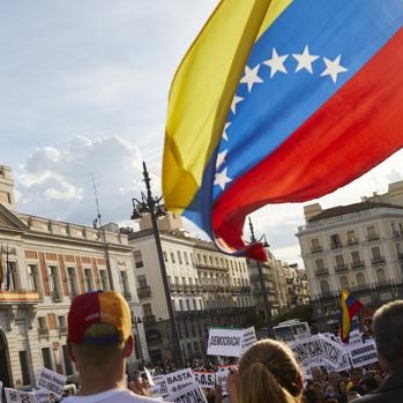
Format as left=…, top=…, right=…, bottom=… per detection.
left=64, top=290, right=164, bottom=402
left=354, top=300, right=403, bottom=403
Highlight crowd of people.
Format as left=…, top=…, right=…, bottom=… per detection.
left=62, top=290, right=403, bottom=403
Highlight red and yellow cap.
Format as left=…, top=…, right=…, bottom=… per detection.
left=68, top=290, right=132, bottom=344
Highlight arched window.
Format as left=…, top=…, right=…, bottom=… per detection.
left=356, top=273, right=366, bottom=287
left=340, top=276, right=349, bottom=289
left=320, top=280, right=330, bottom=295
left=377, top=268, right=386, bottom=283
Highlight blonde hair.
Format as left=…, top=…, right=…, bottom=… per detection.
left=71, top=323, right=128, bottom=367
left=237, top=339, right=303, bottom=403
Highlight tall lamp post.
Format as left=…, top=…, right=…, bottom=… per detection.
left=248, top=217, right=275, bottom=338
left=130, top=161, right=185, bottom=369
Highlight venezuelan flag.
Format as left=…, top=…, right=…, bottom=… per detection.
left=340, top=290, right=362, bottom=343
left=163, top=0, right=403, bottom=259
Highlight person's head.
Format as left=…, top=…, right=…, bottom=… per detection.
left=237, top=339, right=303, bottom=403
left=67, top=290, right=134, bottom=371
left=311, top=367, right=323, bottom=383
left=328, top=372, right=341, bottom=388
left=372, top=300, right=403, bottom=373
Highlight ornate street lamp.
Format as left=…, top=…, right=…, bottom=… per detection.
left=130, top=161, right=185, bottom=368
left=248, top=217, right=275, bottom=338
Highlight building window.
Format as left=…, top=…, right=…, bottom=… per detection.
left=99, top=269, right=109, bottom=290
left=19, top=351, right=31, bottom=385
left=330, top=234, right=342, bottom=249
left=84, top=268, right=93, bottom=291
left=177, top=251, right=182, bottom=264
left=6, top=261, right=19, bottom=291
left=184, top=252, right=189, bottom=265
left=371, top=246, right=382, bottom=261
left=137, top=275, right=148, bottom=289
left=49, top=266, right=62, bottom=301
left=179, top=299, right=183, bottom=311
left=171, top=252, right=176, bottom=263
left=42, top=348, right=53, bottom=370
left=143, top=303, right=153, bottom=317
left=67, top=267, right=79, bottom=297
left=163, top=251, right=168, bottom=262
left=335, top=254, right=345, bottom=267
left=120, top=271, right=131, bottom=299
left=27, top=264, right=41, bottom=292
left=356, top=273, right=366, bottom=287
left=134, top=251, right=144, bottom=268
left=62, top=345, right=73, bottom=375
left=320, top=280, right=329, bottom=294
left=376, top=268, right=386, bottom=283
left=315, top=259, right=325, bottom=270
left=340, top=276, right=349, bottom=289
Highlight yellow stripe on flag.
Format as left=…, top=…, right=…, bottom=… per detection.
left=163, top=0, right=293, bottom=215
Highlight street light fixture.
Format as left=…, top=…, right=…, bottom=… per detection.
left=130, top=161, right=186, bottom=369
left=248, top=217, right=275, bottom=338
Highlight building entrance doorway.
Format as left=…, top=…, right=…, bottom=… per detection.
left=0, top=330, right=11, bottom=387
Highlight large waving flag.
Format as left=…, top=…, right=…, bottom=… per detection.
left=163, top=0, right=403, bottom=259
left=340, top=290, right=362, bottom=344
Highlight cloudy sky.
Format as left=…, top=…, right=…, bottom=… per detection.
left=1, top=1, right=403, bottom=267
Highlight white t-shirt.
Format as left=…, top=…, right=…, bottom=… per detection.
left=62, top=388, right=164, bottom=403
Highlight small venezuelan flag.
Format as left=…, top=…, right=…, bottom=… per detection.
left=340, top=289, right=362, bottom=343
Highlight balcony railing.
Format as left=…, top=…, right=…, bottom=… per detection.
left=59, top=326, right=68, bottom=336
left=366, top=233, right=380, bottom=241
left=311, top=246, right=323, bottom=254
left=351, top=261, right=365, bottom=270
left=38, top=328, right=50, bottom=337
left=330, top=242, right=343, bottom=250
left=347, top=237, right=359, bottom=246
left=142, top=315, right=156, bottom=324
left=315, top=268, right=329, bottom=277
left=0, top=291, right=42, bottom=304
left=52, top=289, right=63, bottom=303
left=371, top=256, right=385, bottom=265
left=123, top=291, right=132, bottom=301
left=137, top=286, right=151, bottom=298
left=334, top=264, right=349, bottom=273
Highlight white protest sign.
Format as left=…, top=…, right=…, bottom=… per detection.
left=207, top=328, right=244, bottom=357
left=35, top=388, right=51, bottom=403
left=348, top=340, right=378, bottom=368
left=164, top=368, right=195, bottom=395
left=4, top=388, right=36, bottom=403
left=320, top=334, right=350, bottom=371
left=241, top=327, right=257, bottom=353
left=37, top=367, right=67, bottom=397
left=166, top=383, right=207, bottom=403
left=290, top=335, right=324, bottom=364
left=194, top=371, right=215, bottom=389
left=215, top=366, right=231, bottom=397
left=150, top=378, right=168, bottom=398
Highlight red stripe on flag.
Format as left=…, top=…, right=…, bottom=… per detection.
left=212, top=27, right=403, bottom=247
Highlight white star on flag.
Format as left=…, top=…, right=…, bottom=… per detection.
left=321, top=54, right=348, bottom=83
left=214, top=168, right=232, bottom=190
left=216, top=149, right=228, bottom=169
left=292, top=45, right=319, bottom=73
left=263, top=48, right=289, bottom=78
left=231, top=95, right=244, bottom=114
left=240, top=65, right=263, bottom=92
left=222, top=122, right=231, bottom=141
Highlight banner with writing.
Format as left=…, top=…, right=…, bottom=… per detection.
left=194, top=371, right=215, bottom=389
left=207, top=328, right=244, bottom=357
left=164, top=368, right=195, bottom=395
left=166, top=383, right=207, bottom=403
left=347, top=340, right=378, bottom=368
left=36, top=367, right=67, bottom=397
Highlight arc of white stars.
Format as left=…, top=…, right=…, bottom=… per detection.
left=292, top=45, right=319, bottom=74
left=216, top=149, right=227, bottom=169
left=214, top=167, right=232, bottom=190
left=240, top=64, right=263, bottom=92
left=321, top=54, right=348, bottom=83
left=231, top=95, right=243, bottom=114
left=222, top=122, right=231, bottom=141
left=263, top=48, right=289, bottom=78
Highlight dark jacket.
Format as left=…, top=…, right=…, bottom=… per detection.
left=352, top=369, right=403, bottom=403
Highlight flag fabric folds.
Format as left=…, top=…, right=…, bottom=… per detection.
left=163, top=0, right=403, bottom=259
left=340, top=290, right=362, bottom=344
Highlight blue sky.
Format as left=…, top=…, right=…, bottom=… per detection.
left=1, top=0, right=402, bottom=266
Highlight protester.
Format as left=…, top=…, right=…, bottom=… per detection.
left=226, top=339, right=303, bottom=403
left=64, top=290, right=164, bottom=402
left=353, top=300, right=403, bottom=402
